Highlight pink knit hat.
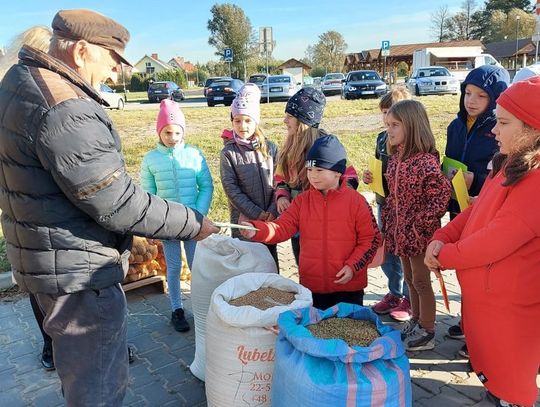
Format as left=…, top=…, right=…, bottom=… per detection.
left=497, top=76, right=540, bottom=130
left=156, top=99, right=186, bottom=135
left=230, top=83, right=261, bottom=124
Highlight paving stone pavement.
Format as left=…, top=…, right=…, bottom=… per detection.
left=1, top=239, right=538, bottom=406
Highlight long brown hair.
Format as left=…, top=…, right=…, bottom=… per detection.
left=492, top=124, right=540, bottom=186
left=386, top=100, right=437, bottom=160
left=277, top=122, right=325, bottom=189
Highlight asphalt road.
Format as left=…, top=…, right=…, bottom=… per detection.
left=124, top=92, right=341, bottom=111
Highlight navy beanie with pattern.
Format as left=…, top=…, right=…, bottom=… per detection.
left=285, top=87, right=326, bottom=128
left=306, top=134, right=347, bottom=174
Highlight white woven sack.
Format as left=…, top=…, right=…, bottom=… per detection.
left=205, top=272, right=312, bottom=407
left=189, top=235, right=277, bottom=381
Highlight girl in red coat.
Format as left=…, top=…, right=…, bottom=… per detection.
left=241, top=135, right=381, bottom=310
left=381, top=100, right=451, bottom=352
left=425, top=77, right=540, bottom=407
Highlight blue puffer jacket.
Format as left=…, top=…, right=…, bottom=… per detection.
left=140, top=143, right=213, bottom=215
left=445, top=65, right=509, bottom=214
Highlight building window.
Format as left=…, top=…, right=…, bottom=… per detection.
left=145, top=62, right=155, bottom=75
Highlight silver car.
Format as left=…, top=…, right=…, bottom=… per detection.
left=406, top=66, right=460, bottom=96
left=321, top=72, right=345, bottom=95
left=260, top=75, right=299, bottom=102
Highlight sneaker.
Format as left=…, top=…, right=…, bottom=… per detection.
left=405, top=326, right=435, bottom=351
left=171, top=308, right=190, bottom=332
left=447, top=324, right=465, bottom=339
left=372, top=293, right=400, bottom=314
left=457, top=344, right=469, bottom=359
left=41, top=343, right=55, bottom=371
left=400, top=319, right=418, bottom=341
left=389, top=297, right=412, bottom=322
left=485, top=390, right=524, bottom=407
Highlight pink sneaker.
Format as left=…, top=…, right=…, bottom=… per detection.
left=390, top=297, right=412, bottom=322
left=372, top=293, right=400, bottom=314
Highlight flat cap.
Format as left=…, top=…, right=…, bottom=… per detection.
left=52, top=9, right=132, bottom=66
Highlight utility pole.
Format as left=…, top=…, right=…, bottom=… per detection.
left=259, top=27, right=274, bottom=104
left=515, top=15, right=521, bottom=72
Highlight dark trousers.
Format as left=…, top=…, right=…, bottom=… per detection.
left=36, top=284, right=128, bottom=407
left=29, top=293, right=52, bottom=347
left=265, top=243, right=280, bottom=271
left=291, top=234, right=300, bottom=266
left=312, top=290, right=364, bottom=310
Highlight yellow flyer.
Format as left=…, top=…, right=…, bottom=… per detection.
left=451, top=169, right=470, bottom=212
left=368, top=157, right=385, bottom=197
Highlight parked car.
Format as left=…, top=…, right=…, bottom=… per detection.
left=147, top=81, right=185, bottom=103
left=99, top=84, right=125, bottom=110
left=341, top=70, right=388, bottom=99
left=260, top=74, right=299, bottom=102
left=321, top=72, right=345, bottom=95
left=247, top=73, right=268, bottom=88
left=312, top=77, right=322, bottom=90
left=204, top=76, right=232, bottom=96
left=206, top=78, right=244, bottom=107
left=406, top=66, right=460, bottom=96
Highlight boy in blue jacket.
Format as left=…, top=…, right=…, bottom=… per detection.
left=445, top=65, right=509, bottom=219
left=443, top=64, right=509, bottom=348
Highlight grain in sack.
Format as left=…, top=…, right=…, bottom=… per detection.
left=189, top=235, right=277, bottom=381
left=272, top=303, right=412, bottom=407
left=205, top=273, right=312, bottom=407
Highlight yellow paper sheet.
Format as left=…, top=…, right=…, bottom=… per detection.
left=451, top=169, right=470, bottom=212
left=368, top=157, right=385, bottom=197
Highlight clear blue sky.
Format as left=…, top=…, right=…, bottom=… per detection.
left=1, top=0, right=466, bottom=65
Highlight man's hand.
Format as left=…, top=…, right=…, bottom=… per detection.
left=425, top=240, right=444, bottom=272
left=362, top=169, right=373, bottom=184
left=276, top=197, right=290, bottom=214
left=334, top=265, right=353, bottom=284
left=192, top=216, right=219, bottom=241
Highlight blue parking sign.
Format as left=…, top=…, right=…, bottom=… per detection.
left=381, top=40, right=390, bottom=50
left=224, top=48, right=233, bottom=62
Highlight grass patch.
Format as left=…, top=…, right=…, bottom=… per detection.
left=0, top=94, right=459, bottom=272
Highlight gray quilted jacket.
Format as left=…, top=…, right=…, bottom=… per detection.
left=219, top=130, right=278, bottom=239
left=0, top=46, right=203, bottom=295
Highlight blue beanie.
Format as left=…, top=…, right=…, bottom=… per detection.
left=285, top=87, right=326, bottom=128
left=306, top=134, right=347, bottom=174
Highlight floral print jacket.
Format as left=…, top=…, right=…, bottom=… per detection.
left=382, top=152, right=451, bottom=257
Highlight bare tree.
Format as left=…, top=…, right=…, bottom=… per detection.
left=430, top=5, right=452, bottom=42
left=447, top=0, right=478, bottom=40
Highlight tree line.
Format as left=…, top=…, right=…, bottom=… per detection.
left=431, top=0, right=536, bottom=42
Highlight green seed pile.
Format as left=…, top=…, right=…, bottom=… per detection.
left=307, top=317, right=380, bottom=347
left=228, top=287, right=296, bottom=310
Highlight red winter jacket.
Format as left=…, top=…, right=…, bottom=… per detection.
left=250, top=184, right=381, bottom=294
left=433, top=169, right=540, bottom=406
left=382, top=152, right=451, bottom=257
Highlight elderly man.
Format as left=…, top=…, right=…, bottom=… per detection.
left=0, top=9, right=218, bottom=406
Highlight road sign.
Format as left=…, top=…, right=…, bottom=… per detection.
left=382, top=49, right=390, bottom=57
left=381, top=40, right=390, bottom=50
left=224, top=48, right=233, bottom=63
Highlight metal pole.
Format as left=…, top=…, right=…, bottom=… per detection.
left=536, top=40, right=539, bottom=63
left=120, top=63, right=127, bottom=102
left=228, top=61, right=232, bottom=77
left=515, top=16, right=520, bottom=71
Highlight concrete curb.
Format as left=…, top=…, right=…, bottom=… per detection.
left=0, top=271, right=14, bottom=290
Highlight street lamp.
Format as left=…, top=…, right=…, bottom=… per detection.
left=515, top=15, right=521, bottom=70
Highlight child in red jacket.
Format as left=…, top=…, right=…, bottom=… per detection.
left=241, top=135, right=381, bottom=309
left=381, top=100, right=451, bottom=352
left=426, top=77, right=540, bottom=407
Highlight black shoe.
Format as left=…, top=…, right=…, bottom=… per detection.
left=457, top=344, right=469, bottom=359
left=41, top=343, right=55, bottom=371
left=171, top=308, right=190, bottom=332
left=447, top=324, right=465, bottom=339
left=128, top=345, right=135, bottom=364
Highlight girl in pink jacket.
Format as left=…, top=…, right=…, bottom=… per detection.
left=381, top=100, right=451, bottom=352
left=426, top=77, right=540, bottom=407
